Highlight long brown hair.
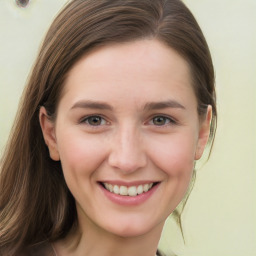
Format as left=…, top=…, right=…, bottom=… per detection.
left=0, top=0, right=216, bottom=254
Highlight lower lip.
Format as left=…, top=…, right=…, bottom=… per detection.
left=99, top=183, right=160, bottom=206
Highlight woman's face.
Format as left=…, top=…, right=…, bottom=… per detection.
left=41, top=39, right=211, bottom=238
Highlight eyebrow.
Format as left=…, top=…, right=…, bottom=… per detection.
left=70, top=99, right=185, bottom=111
left=70, top=100, right=113, bottom=111
left=143, top=100, right=185, bottom=111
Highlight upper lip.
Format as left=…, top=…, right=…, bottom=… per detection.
left=98, top=180, right=160, bottom=186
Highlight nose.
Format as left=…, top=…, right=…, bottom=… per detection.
left=108, top=125, right=147, bottom=174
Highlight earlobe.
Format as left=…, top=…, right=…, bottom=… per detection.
left=195, top=105, right=212, bottom=160
left=39, top=107, right=60, bottom=161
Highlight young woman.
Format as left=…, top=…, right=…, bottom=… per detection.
left=0, top=0, right=217, bottom=255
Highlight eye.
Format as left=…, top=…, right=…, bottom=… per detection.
left=150, top=116, right=175, bottom=126
left=82, top=116, right=107, bottom=126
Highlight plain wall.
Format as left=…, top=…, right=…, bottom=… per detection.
left=1, top=0, right=255, bottom=255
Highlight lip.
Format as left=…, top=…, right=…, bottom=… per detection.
left=98, top=181, right=160, bottom=206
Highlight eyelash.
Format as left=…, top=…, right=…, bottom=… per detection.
left=80, top=115, right=176, bottom=128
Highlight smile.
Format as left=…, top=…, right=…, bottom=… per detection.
left=99, top=181, right=160, bottom=206
left=101, top=182, right=158, bottom=197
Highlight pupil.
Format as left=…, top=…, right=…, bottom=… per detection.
left=154, top=117, right=165, bottom=125
left=89, top=117, right=101, bottom=125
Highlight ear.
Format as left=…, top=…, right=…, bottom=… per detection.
left=39, top=107, right=60, bottom=161
left=195, top=105, right=212, bottom=160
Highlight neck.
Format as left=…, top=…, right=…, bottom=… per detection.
left=54, top=210, right=164, bottom=256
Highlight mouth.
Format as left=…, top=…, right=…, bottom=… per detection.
left=99, top=182, right=159, bottom=197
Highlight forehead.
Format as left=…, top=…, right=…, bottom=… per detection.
left=61, top=39, right=196, bottom=109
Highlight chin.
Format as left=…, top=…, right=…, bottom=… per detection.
left=109, top=226, right=152, bottom=238
left=102, top=215, right=163, bottom=238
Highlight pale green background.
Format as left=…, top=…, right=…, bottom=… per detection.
left=0, top=0, right=255, bottom=255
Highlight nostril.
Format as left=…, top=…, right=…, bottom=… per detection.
left=15, top=0, right=30, bottom=8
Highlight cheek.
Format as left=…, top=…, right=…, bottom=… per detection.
left=147, top=133, right=197, bottom=211
left=56, top=131, right=107, bottom=179
left=147, top=132, right=197, bottom=177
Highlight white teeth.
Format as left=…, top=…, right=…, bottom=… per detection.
left=137, top=185, right=143, bottom=194
left=128, top=186, right=137, bottom=196
left=113, top=185, right=119, bottom=194
left=108, top=184, right=113, bottom=192
left=143, top=184, right=149, bottom=192
left=103, top=182, right=154, bottom=196
left=119, top=186, right=128, bottom=196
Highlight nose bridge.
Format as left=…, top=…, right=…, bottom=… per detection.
left=108, top=123, right=147, bottom=173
